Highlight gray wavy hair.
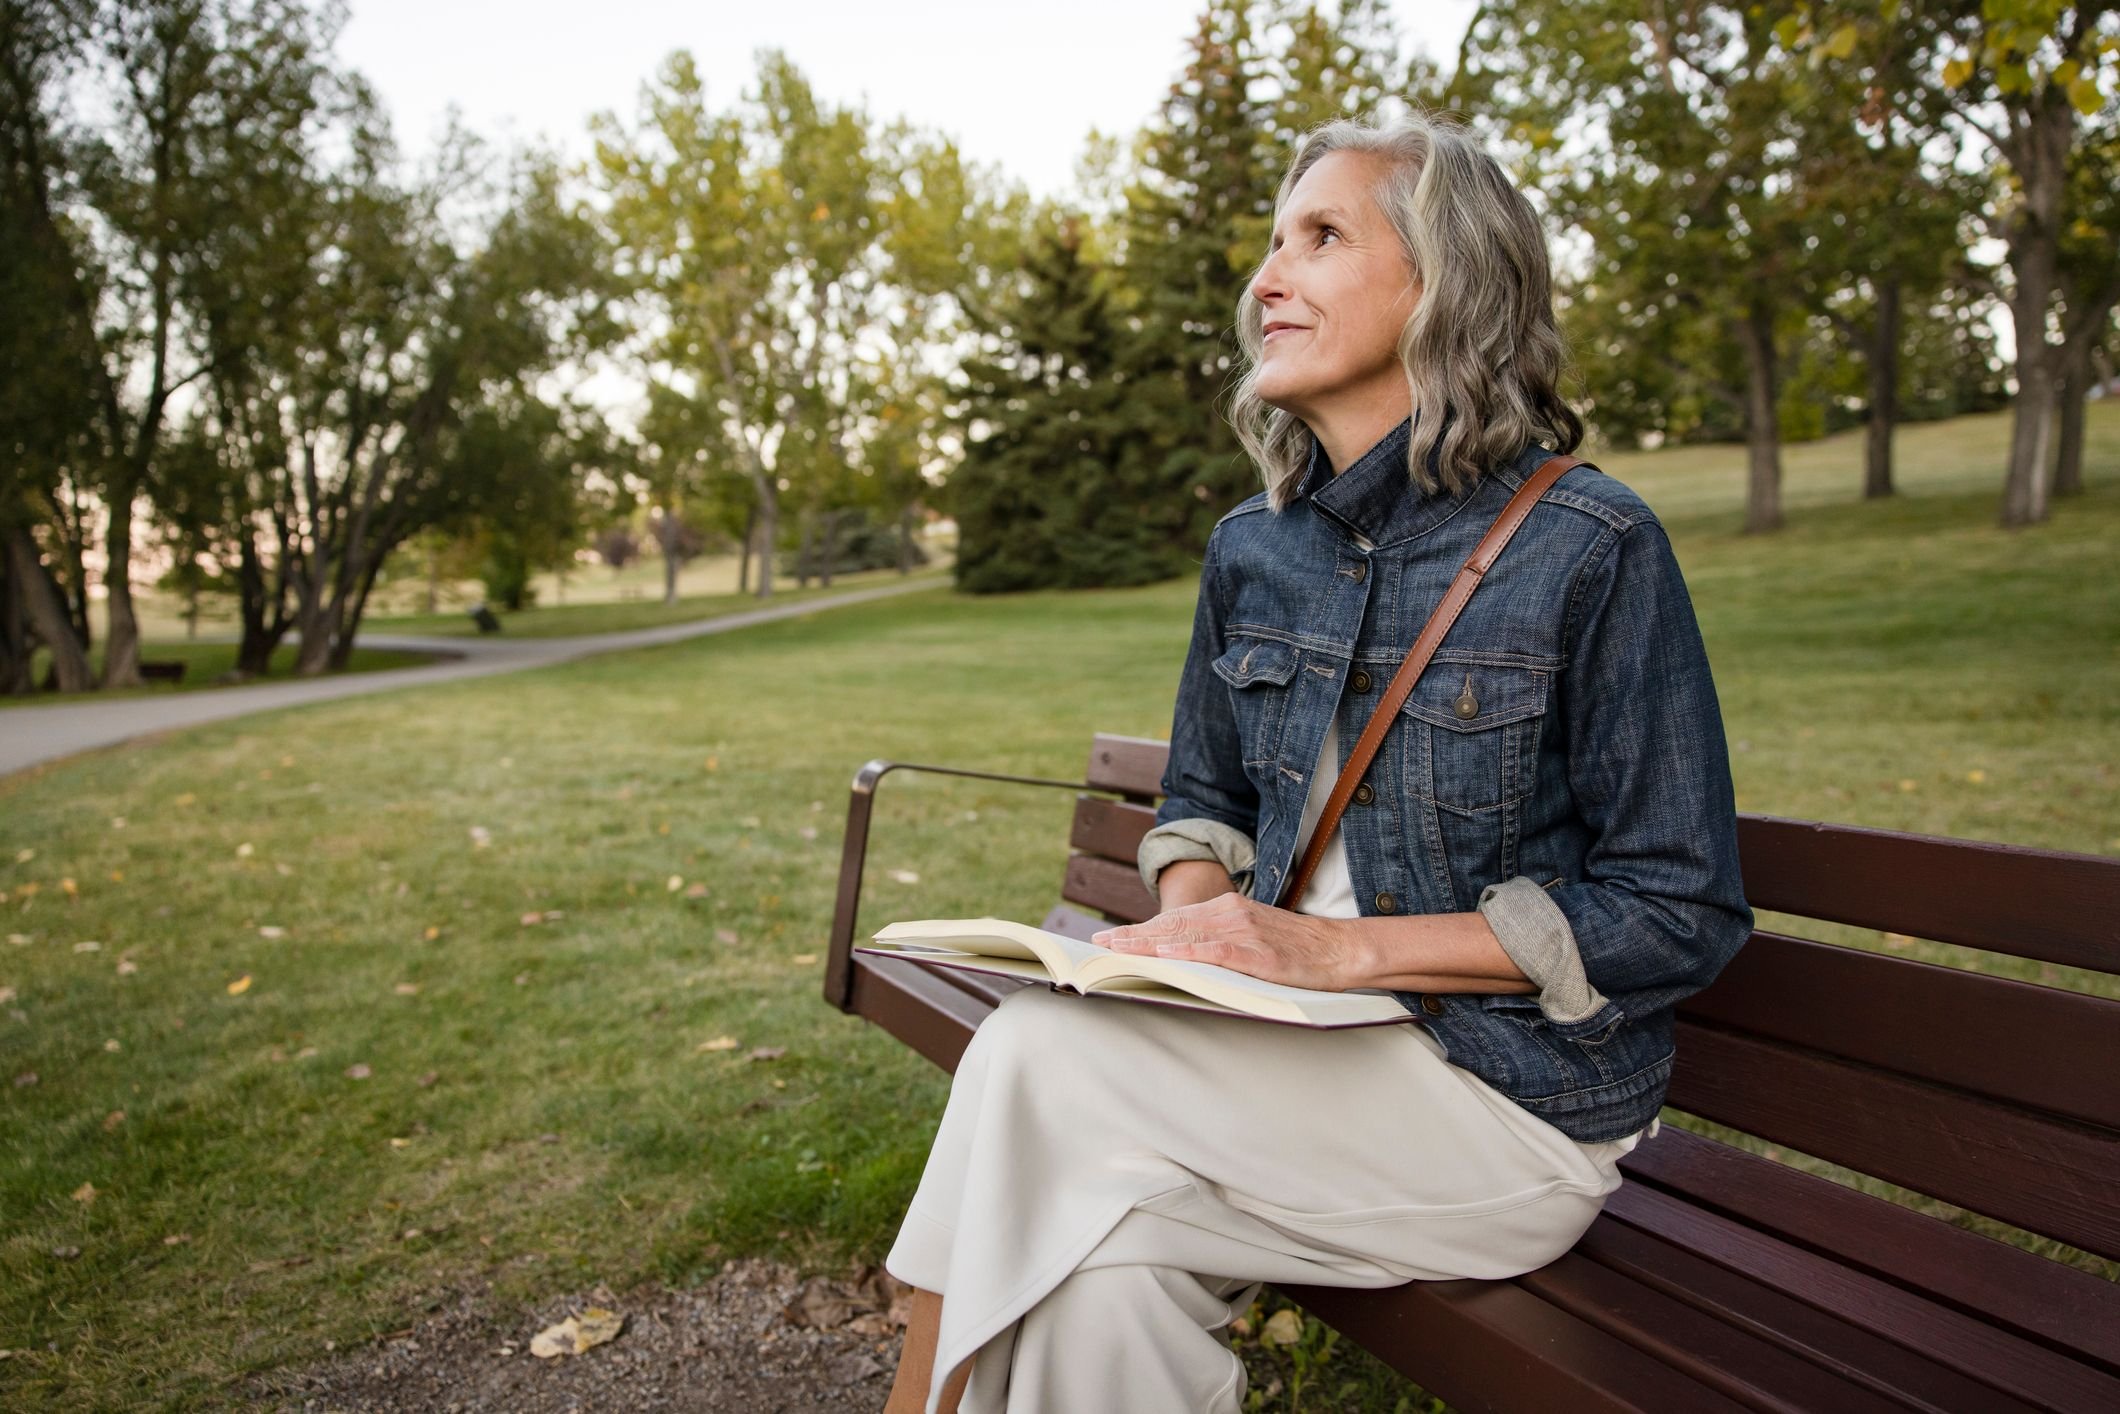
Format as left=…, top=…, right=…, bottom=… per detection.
left=1229, top=112, right=1584, bottom=512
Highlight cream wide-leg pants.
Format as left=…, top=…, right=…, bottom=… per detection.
left=883, top=982, right=1655, bottom=1414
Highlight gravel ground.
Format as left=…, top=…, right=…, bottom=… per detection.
left=245, top=1257, right=913, bottom=1412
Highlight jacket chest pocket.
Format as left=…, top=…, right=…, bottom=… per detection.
left=1400, top=660, right=1550, bottom=814
left=1212, top=634, right=1299, bottom=768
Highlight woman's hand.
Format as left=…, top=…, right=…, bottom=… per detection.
left=1091, top=894, right=1364, bottom=993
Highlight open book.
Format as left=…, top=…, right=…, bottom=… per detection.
left=856, top=917, right=1418, bottom=1029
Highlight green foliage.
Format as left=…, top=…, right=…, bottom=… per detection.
left=948, top=212, right=1190, bottom=592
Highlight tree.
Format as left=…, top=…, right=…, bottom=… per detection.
left=1789, top=0, right=2120, bottom=525
left=1460, top=2, right=1869, bottom=533
left=950, top=209, right=1183, bottom=591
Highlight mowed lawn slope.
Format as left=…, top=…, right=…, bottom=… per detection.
left=2, top=403, right=2116, bottom=1407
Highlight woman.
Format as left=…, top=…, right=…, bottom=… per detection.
left=881, top=111, right=1752, bottom=1414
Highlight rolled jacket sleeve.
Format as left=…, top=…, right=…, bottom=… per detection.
left=1535, top=519, right=1754, bottom=1016
left=1141, top=529, right=1265, bottom=902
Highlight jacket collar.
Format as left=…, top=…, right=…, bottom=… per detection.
left=1297, top=410, right=1501, bottom=547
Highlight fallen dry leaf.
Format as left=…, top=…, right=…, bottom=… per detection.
left=60, top=878, right=78, bottom=897
left=394, top=983, right=420, bottom=995
left=1262, top=1308, right=1303, bottom=1346
left=258, top=925, right=285, bottom=939
left=0, top=987, right=13, bottom=1004
left=116, top=959, right=137, bottom=975
left=798, top=825, right=819, bottom=841
left=71, top=1181, right=96, bottom=1205
left=684, top=882, right=709, bottom=899
left=236, top=842, right=255, bottom=858
left=746, top=1045, right=786, bottom=1062
left=696, top=1035, right=739, bottom=1053
left=226, top=974, right=252, bottom=995
left=345, top=1062, right=372, bottom=1080
left=791, top=953, right=818, bottom=966
left=102, top=1039, right=120, bottom=1052
left=469, top=826, right=492, bottom=849
left=714, top=928, right=739, bottom=946
left=666, top=875, right=684, bottom=892
left=423, top=926, right=441, bottom=941
left=887, top=868, right=920, bottom=885
left=417, top=1070, right=439, bottom=1087
left=530, top=1306, right=623, bottom=1358
left=74, top=940, right=101, bottom=953
left=14, top=847, right=34, bottom=863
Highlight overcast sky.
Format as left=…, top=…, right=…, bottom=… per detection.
left=338, top=1, right=1480, bottom=202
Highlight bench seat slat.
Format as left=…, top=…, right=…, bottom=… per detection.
left=1669, top=1020, right=2120, bottom=1261
left=1619, top=1126, right=2120, bottom=1370
left=1273, top=1275, right=1754, bottom=1414
left=1515, top=1249, right=1922, bottom=1413
left=1595, top=1184, right=2114, bottom=1412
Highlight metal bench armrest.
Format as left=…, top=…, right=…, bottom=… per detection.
left=823, top=759, right=1115, bottom=1011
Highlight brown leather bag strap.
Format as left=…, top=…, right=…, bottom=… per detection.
left=1277, top=452, right=1585, bottom=912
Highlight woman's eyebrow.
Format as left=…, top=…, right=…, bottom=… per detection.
left=1271, top=205, right=1354, bottom=244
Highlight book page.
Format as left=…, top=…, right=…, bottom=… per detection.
left=870, top=918, right=1407, bottom=1026
left=1078, top=952, right=1407, bottom=1025
left=869, top=917, right=1108, bottom=983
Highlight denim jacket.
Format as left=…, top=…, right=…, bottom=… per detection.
left=1138, top=416, right=1753, bottom=1143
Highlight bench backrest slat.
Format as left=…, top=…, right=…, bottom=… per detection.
left=1736, top=815, right=2120, bottom=974
left=1684, top=931, right=2120, bottom=1130
left=1667, top=1019, right=2120, bottom=1261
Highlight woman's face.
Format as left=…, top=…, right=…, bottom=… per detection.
left=1248, top=150, right=1419, bottom=436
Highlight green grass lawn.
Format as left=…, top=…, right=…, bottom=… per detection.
left=5, top=641, right=443, bottom=712
left=361, top=565, right=949, bottom=638
left=2, top=405, right=2116, bottom=1408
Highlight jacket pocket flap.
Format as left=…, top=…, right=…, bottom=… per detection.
left=1400, top=663, right=1547, bottom=732
left=1211, top=636, right=1299, bottom=689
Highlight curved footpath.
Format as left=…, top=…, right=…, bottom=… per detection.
left=0, top=577, right=939, bottom=780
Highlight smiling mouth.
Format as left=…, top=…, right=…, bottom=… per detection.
left=1264, top=325, right=1308, bottom=339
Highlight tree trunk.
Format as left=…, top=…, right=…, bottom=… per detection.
left=1864, top=280, right=1900, bottom=500
left=1997, top=92, right=2072, bottom=529
left=100, top=477, right=144, bottom=687
left=2054, top=335, right=2089, bottom=499
left=753, top=476, right=777, bottom=601
left=660, top=515, right=682, bottom=607
left=737, top=500, right=755, bottom=594
left=1, top=525, right=33, bottom=695
left=1737, top=300, right=1784, bottom=534
left=234, top=530, right=285, bottom=677
left=5, top=523, right=94, bottom=692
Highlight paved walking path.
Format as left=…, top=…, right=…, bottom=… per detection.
left=0, top=577, right=939, bottom=779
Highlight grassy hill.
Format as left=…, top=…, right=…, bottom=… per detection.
left=2, top=403, right=2114, bottom=1407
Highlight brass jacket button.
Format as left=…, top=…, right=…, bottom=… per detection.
left=1353, top=782, right=1374, bottom=806
left=1351, top=668, right=1372, bottom=693
left=1421, top=994, right=1445, bottom=1016
left=1374, top=891, right=1398, bottom=913
left=1452, top=673, right=1480, bottom=719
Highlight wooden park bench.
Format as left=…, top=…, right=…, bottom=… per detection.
left=138, top=659, right=187, bottom=684
left=822, top=733, right=2120, bottom=1412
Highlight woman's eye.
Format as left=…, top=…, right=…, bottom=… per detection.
left=1318, top=227, right=1340, bottom=245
